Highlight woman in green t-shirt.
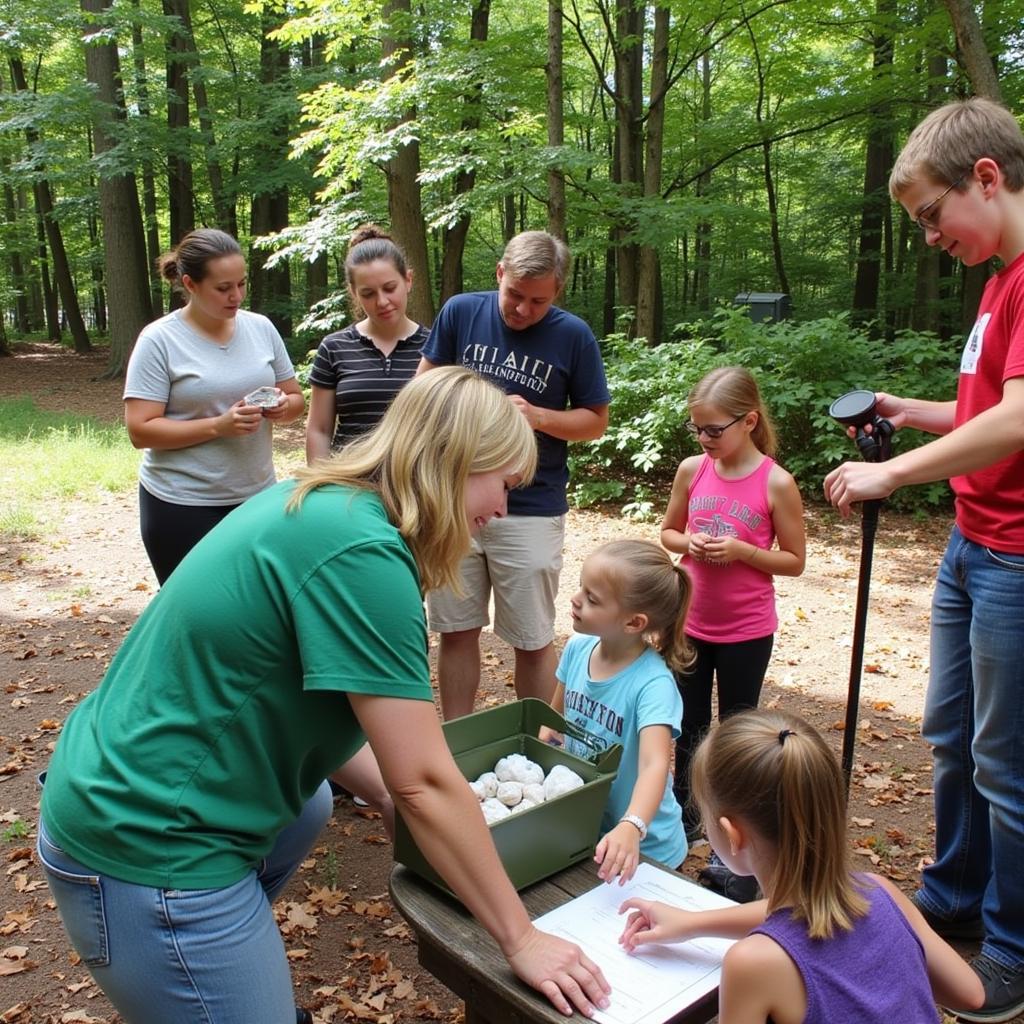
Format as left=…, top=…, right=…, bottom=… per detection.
left=38, top=367, right=610, bottom=1024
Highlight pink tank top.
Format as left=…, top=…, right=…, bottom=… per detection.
left=683, top=454, right=777, bottom=643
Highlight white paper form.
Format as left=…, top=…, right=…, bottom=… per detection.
left=533, top=862, right=738, bottom=1024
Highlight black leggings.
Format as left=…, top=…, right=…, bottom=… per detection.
left=673, top=633, right=774, bottom=830
left=138, top=484, right=241, bottom=585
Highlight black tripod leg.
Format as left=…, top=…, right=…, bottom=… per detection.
left=842, top=499, right=881, bottom=788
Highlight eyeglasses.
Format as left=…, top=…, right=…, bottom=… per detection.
left=913, top=173, right=966, bottom=233
left=685, top=413, right=745, bottom=439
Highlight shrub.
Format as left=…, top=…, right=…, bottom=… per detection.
left=570, top=307, right=958, bottom=515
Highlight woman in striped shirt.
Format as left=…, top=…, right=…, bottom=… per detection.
left=305, top=225, right=427, bottom=461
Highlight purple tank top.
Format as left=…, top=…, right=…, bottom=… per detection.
left=751, top=877, right=938, bottom=1024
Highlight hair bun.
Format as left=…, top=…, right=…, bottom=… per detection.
left=349, top=224, right=392, bottom=250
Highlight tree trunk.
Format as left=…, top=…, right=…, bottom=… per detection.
left=693, top=54, right=713, bottom=312
left=636, top=4, right=668, bottom=345
left=439, top=0, right=490, bottom=305
left=851, top=0, right=894, bottom=327
left=2, top=176, right=30, bottom=334
left=943, top=0, right=1000, bottom=330
left=82, top=0, right=155, bottom=377
left=612, top=0, right=644, bottom=319
left=9, top=56, right=91, bottom=352
left=131, top=0, right=164, bottom=315
left=163, top=0, right=195, bottom=277
left=942, top=0, right=1001, bottom=100
left=301, top=35, right=329, bottom=312
left=546, top=0, right=566, bottom=242
left=161, top=0, right=235, bottom=234
left=382, top=0, right=435, bottom=326
left=35, top=213, right=60, bottom=341
left=249, top=12, right=292, bottom=336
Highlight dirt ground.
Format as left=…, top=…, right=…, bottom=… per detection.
left=0, top=344, right=995, bottom=1023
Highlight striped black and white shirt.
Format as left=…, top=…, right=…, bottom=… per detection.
left=308, top=323, right=428, bottom=448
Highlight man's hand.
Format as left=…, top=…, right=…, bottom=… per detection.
left=508, top=393, right=546, bottom=431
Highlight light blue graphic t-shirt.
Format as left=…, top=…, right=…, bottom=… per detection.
left=556, top=634, right=686, bottom=868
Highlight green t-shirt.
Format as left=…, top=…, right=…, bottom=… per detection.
left=42, top=482, right=432, bottom=889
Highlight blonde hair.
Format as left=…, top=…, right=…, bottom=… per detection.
left=500, top=230, right=570, bottom=288
left=691, top=709, right=868, bottom=939
left=288, top=367, right=537, bottom=592
left=688, top=366, right=776, bottom=457
left=890, top=97, right=1024, bottom=197
left=589, top=539, right=695, bottom=673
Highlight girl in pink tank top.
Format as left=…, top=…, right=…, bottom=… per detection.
left=661, top=366, right=806, bottom=880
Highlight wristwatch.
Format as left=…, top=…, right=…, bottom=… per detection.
left=620, top=814, right=648, bottom=840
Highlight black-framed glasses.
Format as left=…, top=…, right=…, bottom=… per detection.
left=913, top=173, right=966, bottom=233
left=685, top=413, right=745, bottom=439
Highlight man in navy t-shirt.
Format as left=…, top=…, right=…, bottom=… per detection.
left=418, top=231, right=610, bottom=718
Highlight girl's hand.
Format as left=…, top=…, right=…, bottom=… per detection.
left=700, top=535, right=745, bottom=564
left=618, top=898, right=696, bottom=950
left=217, top=399, right=264, bottom=437
left=595, top=822, right=641, bottom=884
left=538, top=725, right=564, bottom=746
left=688, top=531, right=713, bottom=560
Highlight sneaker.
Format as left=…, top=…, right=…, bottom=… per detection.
left=296, top=1009, right=314, bottom=1024
left=684, top=821, right=704, bottom=844
left=697, top=851, right=761, bottom=904
left=910, top=891, right=984, bottom=942
left=955, top=954, right=1024, bottom=1023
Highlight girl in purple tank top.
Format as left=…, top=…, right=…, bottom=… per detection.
left=661, top=366, right=806, bottom=894
left=618, top=709, right=983, bottom=1023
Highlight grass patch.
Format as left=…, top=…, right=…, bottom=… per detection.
left=0, top=398, right=140, bottom=539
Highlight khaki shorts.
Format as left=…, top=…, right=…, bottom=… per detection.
left=427, top=514, right=566, bottom=650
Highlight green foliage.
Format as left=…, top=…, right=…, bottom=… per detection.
left=569, top=307, right=959, bottom=514
left=2, top=819, right=29, bottom=842
left=0, top=399, right=140, bottom=539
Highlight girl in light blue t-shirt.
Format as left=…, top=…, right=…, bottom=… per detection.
left=548, top=539, right=694, bottom=882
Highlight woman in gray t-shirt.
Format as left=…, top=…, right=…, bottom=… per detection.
left=124, top=229, right=304, bottom=584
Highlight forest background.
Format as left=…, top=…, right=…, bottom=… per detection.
left=0, top=0, right=1018, bottom=513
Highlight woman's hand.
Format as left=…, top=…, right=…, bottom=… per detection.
left=618, top=898, right=696, bottom=950
left=506, top=926, right=611, bottom=1017
left=595, top=822, right=641, bottom=884
left=217, top=399, right=264, bottom=437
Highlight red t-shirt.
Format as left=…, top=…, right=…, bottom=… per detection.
left=952, top=251, right=1024, bottom=552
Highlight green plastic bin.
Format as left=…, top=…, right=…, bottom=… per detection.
left=394, top=698, right=622, bottom=893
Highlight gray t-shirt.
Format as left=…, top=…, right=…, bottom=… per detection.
left=124, top=309, right=295, bottom=506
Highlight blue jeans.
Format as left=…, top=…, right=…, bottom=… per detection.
left=920, top=526, right=1024, bottom=970
left=37, top=781, right=333, bottom=1024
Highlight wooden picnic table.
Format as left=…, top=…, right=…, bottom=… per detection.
left=389, top=859, right=719, bottom=1024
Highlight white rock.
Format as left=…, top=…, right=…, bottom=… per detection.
left=496, top=781, right=524, bottom=807
left=468, top=779, right=487, bottom=801
left=474, top=772, right=499, bottom=798
left=510, top=797, right=541, bottom=815
left=522, top=783, right=545, bottom=805
left=543, top=763, right=586, bottom=801
left=494, top=753, right=544, bottom=785
left=481, top=798, right=511, bottom=825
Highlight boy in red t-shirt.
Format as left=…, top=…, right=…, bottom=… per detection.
left=825, top=97, right=1024, bottom=1022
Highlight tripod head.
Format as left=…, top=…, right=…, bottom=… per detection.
left=829, top=390, right=894, bottom=463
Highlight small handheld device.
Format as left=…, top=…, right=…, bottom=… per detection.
left=243, top=386, right=283, bottom=410
left=828, top=389, right=894, bottom=463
